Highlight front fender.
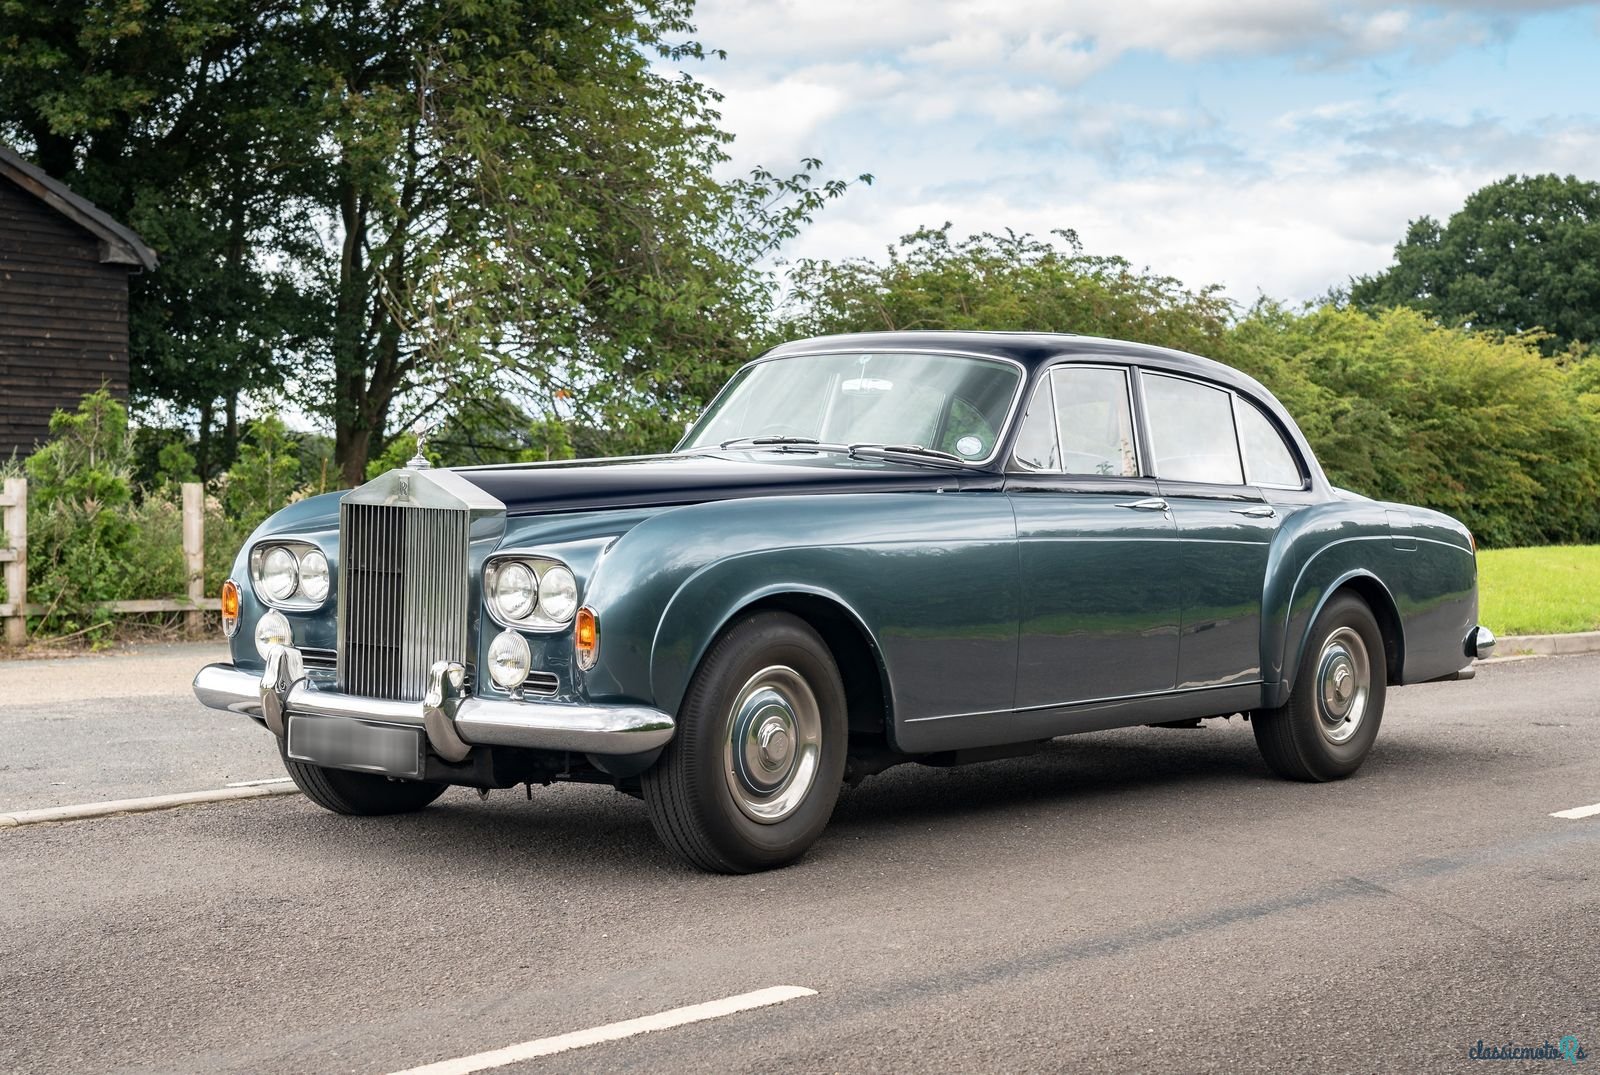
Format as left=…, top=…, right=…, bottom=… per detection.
left=578, top=491, right=1019, bottom=723
left=650, top=557, right=889, bottom=719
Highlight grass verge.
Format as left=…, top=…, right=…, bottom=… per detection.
left=1477, top=545, right=1600, bottom=636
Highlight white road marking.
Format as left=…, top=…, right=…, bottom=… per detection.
left=225, top=777, right=294, bottom=788
left=1550, top=802, right=1600, bottom=820
left=0, top=782, right=300, bottom=827
left=387, top=986, right=818, bottom=1075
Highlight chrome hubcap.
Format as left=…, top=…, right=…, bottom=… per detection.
left=1316, top=627, right=1370, bottom=745
left=724, top=666, right=822, bottom=823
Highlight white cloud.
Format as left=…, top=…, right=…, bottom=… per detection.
left=683, top=2, right=1598, bottom=305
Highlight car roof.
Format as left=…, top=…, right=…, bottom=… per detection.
left=761, top=330, right=1268, bottom=397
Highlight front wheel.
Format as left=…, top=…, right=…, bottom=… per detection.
left=1252, top=594, right=1387, bottom=782
left=279, top=741, right=448, bottom=815
left=643, top=611, right=847, bottom=873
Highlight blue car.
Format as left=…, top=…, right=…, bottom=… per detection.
left=195, top=331, right=1492, bottom=872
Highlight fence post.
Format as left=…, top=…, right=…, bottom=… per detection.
left=3, top=477, right=26, bottom=647
left=182, top=482, right=204, bottom=634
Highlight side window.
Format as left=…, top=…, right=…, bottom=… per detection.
left=1011, top=380, right=1059, bottom=470
left=1142, top=373, right=1244, bottom=485
left=1236, top=398, right=1303, bottom=488
left=1051, top=367, right=1138, bottom=476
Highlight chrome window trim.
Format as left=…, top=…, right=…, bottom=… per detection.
left=1006, top=362, right=1139, bottom=477
left=247, top=539, right=330, bottom=612
left=676, top=347, right=1030, bottom=470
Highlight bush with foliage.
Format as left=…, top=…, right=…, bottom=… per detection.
left=2, top=392, right=335, bottom=642
left=1229, top=307, right=1600, bottom=547
left=13, top=391, right=185, bottom=637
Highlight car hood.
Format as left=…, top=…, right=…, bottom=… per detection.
left=452, top=451, right=965, bottom=515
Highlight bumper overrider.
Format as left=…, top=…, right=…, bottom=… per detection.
left=193, top=644, right=675, bottom=763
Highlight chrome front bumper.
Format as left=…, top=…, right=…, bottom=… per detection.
left=193, top=645, right=675, bottom=761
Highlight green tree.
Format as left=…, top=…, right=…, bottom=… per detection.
left=1351, top=174, right=1600, bottom=352
left=0, top=0, right=323, bottom=473
left=223, top=414, right=302, bottom=528
left=3, top=1, right=862, bottom=484
left=778, top=225, right=1234, bottom=354
left=1229, top=306, right=1600, bottom=546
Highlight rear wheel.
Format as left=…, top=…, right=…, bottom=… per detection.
left=1252, top=593, right=1387, bottom=782
left=643, top=611, right=847, bottom=873
left=279, top=741, right=448, bottom=815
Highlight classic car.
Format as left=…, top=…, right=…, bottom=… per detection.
left=194, top=331, right=1493, bottom=873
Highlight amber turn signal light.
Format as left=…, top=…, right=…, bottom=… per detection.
left=575, top=606, right=598, bottom=670
left=220, top=579, right=241, bottom=638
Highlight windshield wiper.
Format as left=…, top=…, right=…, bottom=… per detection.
left=717, top=435, right=821, bottom=449
left=846, top=443, right=969, bottom=468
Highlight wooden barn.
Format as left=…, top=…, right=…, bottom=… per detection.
left=0, top=144, right=157, bottom=460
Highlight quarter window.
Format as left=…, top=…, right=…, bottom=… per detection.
left=1141, top=374, right=1244, bottom=485
left=1236, top=398, right=1303, bottom=488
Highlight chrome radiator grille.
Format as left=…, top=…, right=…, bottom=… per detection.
left=337, top=502, right=470, bottom=700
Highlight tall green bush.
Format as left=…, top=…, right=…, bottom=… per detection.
left=1230, top=306, right=1600, bottom=547
left=20, top=391, right=186, bottom=636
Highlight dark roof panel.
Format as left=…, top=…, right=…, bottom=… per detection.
left=0, top=143, right=157, bottom=270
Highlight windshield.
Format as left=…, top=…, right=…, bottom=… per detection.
left=680, top=352, right=1022, bottom=462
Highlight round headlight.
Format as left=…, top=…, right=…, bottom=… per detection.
left=260, top=546, right=299, bottom=601
left=299, top=549, right=330, bottom=604
left=487, top=629, right=532, bottom=689
left=254, top=609, right=292, bottom=659
left=491, top=561, right=537, bottom=621
left=537, top=565, right=578, bottom=623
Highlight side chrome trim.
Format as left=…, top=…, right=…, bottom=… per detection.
left=192, top=655, right=674, bottom=757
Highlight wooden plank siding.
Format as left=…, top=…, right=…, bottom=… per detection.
left=0, top=176, right=132, bottom=460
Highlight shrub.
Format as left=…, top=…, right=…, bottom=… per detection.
left=1228, top=306, right=1600, bottom=547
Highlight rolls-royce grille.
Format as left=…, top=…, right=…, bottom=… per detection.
left=338, top=502, right=470, bottom=700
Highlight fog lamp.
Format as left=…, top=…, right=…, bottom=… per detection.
left=488, top=629, right=532, bottom=690
left=254, top=609, right=292, bottom=659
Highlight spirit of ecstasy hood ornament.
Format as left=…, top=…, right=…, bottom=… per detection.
left=406, top=424, right=433, bottom=471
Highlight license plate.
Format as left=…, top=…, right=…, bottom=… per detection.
left=286, top=715, right=424, bottom=779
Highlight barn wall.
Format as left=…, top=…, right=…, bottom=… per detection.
left=0, top=177, right=132, bottom=460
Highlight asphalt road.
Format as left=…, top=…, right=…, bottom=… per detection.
left=0, top=643, right=285, bottom=810
left=0, top=652, right=1596, bottom=1074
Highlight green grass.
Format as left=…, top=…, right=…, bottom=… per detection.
left=1477, top=545, right=1600, bottom=636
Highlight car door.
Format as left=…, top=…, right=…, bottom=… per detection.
left=1006, top=364, right=1183, bottom=710
left=1139, top=371, right=1285, bottom=690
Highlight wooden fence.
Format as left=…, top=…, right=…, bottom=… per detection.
left=0, top=478, right=219, bottom=646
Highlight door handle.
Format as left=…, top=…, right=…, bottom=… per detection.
left=1231, top=505, right=1277, bottom=518
left=1118, top=498, right=1169, bottom=512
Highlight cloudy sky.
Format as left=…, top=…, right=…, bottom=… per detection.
left=684, top=1, right=1600, bottom=305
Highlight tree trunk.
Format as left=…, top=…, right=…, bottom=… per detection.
left=224, top=392, right=239, bottom=461
left=196, top=400, right=214, bottom=480
left=336, top=426, right=370, bottom=488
